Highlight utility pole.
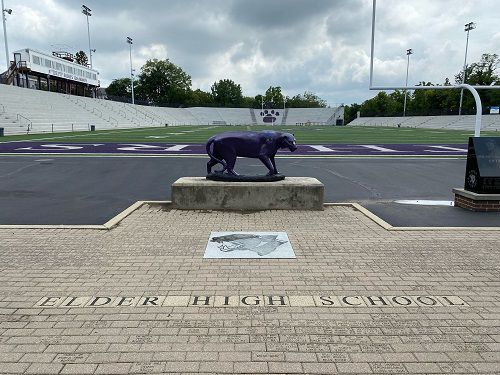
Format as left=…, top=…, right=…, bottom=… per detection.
left=127, top=37, right=134, bottom=105
left=459, top=22, right=475, bottom=116
left=81, top=5, right=93, bottom=69
left=2, top=0, right=12, bottom=71
left=403, top=48, right=413, bottom=117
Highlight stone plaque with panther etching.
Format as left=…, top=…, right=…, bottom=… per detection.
left=204, top=232, right=295, bottom=259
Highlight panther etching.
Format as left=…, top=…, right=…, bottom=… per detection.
left=206, top=130, right=297, bottom=176
left=210, top=233, right=287, bottom=256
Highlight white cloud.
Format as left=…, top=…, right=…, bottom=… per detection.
left=1, top=0, right=498, bottom=106
left=137, top=44, right=168, bottom=64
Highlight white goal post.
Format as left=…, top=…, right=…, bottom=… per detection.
left=369, top=0, right=500, bottom=137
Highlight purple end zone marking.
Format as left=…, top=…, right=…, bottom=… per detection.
left=0, top=142, right=468, bottom=156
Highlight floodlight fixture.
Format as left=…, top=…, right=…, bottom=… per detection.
left=406, top=48, right=413, bottom=56
left=2, top=0, right=11, bottom=71
left=464, top=22, right=475, bottom=32
left=81, top=5, right=91, bottom=16
left=127, top=36, right=133, bottom=45
left=459, top=21, right=475, bottom=115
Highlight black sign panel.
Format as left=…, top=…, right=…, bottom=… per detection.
left=464, top=137, right=500, bottom=193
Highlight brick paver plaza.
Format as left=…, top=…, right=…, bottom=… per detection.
left=0, top=203, right=499, bottom=374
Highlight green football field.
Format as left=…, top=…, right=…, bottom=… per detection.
left=1, top=125, right=497, bottom=144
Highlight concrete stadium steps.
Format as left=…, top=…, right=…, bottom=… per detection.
left=67, top=96, right=163, bottom=128
left=0, top=84, right=111, bottom=134
left=349, top=115, right=500, bottom=131
left=187, top=107, right=225, bottom=125
left=153, top=106, right=199, bottom=126
left=213, top=108, right=252, bottom=125
left=141, top=106, right=179, bottom=125
left=1, top=84, right=343, bottom=134
left=249, top=108, right=257, bottom=125
left=282, top=108, right=339, bottom=125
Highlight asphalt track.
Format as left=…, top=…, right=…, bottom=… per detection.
left=1, top=154, right=499, bottom=227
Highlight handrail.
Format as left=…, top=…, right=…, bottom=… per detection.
left=92, top=108, right=103, bottom=117
left=17, top=114, right=33, bottom=133
left=109, top=116, right=118, bottom=126
left=74, top=97, right=86, bottom=108
left=135, top=106, right=156, bottom=121
left=133, top=107, right=146, bottom=118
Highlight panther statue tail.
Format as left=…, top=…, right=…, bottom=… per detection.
left=206, top=137, right=227, bottom=173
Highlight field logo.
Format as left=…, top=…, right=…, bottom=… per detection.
left=260, top=109, right=280, bottom=123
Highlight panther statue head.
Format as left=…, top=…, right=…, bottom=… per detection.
left=280, top=133, right=297, bottom=152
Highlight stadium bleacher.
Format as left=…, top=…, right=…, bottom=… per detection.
left=349, top=114, right=500, bottom=131
left=216, top=108, right=253, bottom=125
left=0, top=84, right=109, bottom=134
left=186, top=107, right=226, bottom=125
left=0, top=84, right=342, bottom=135
left=284, top=108, right=341, bottom=125
left=4, top=83, right=499, bottom=136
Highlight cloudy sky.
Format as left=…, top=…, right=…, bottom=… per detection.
left=2, top=0, right=499, bottom=105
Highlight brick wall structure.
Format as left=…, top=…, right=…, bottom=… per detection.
left=453, top=188, right=500, bottom=212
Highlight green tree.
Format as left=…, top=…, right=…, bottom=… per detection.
left=186, top=89, right=214, bottom=107
left=360, top=91, right=393, bottom=116
left=253, top=94, right=264, bottom=109
left=456, top=53, right=499, bottom=86
left=303, top=91, right=327, bottom=107
left=287, top=91, right=327, bottom=108
left=210, top=79, right=243, bottom=107
left=387, top=90, right=405, bottom=116
left=137, top=59, right=192, bottom=106
left=264, top=86, right=284, bottom=107
left=344, top=103, right=361, bottom=124
left=75, top=50, right=88, bottom=66
left=241, top=96, right=255, bottom=108
left=106, top=78, right=132, bottom=97
left=407, top=82, right=432, bottom=116
left=455, top=54, right=500, bottom=114
left=351, top=53, right=500, bottom=117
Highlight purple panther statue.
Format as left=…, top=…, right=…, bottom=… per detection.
left=206, top=130, right=297, bottom=176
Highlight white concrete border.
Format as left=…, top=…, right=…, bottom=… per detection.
left=1, top=201, right=499, bottom=232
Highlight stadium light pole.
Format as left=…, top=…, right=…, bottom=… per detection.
left=2, top=0, right=12, bottom=72
left=81, top=5, right=93, bottom=69
left=127, top=36, right=135, bottom=105
left=403, top=48, right=413, bottom=117
left=458, top=21, right=475, bottom=116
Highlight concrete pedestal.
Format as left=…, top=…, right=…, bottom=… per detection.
left=172, top=177, right=324, bottom=211
left=453, top=188, right=500, bottom=212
